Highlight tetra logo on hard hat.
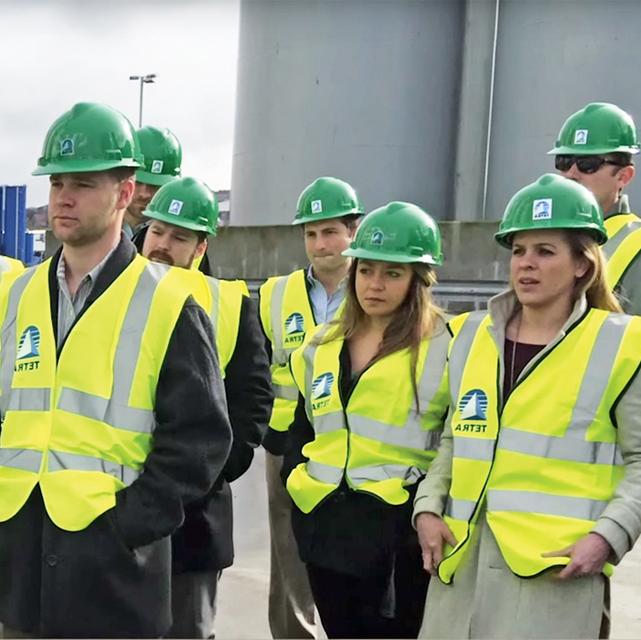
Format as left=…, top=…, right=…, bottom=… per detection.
left=311, top=200, right=323, bottom=214
left=168, top=199, right=183, bottom=215
left=60, top=138, right=75, bottom=156
left=15, top=325, right=41, bottom=372
left=151, top=160, right=164, bottom=174
left=369, top=228, right=385, bottom=246
left=574, top=129, right=589, bottom=145
left=532, top=198, right=552, bottom=221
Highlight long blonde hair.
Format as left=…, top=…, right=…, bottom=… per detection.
left=565, top=231, right=622, bottom=312
left=316, top=260, right=445, bottom=410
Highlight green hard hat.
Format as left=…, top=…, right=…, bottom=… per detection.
left=33, top=102, right=143, bottom=175
left=143, top=176, right=218, bottom=236
left=548, top=102, right=639, bottom=155
left=136, top=126, right=182, bottom=186
left=495, top=173, right=607, bottom=248
left=343, top=201, right=443, bottom=265
left=293, top=176, right=364, bottom=225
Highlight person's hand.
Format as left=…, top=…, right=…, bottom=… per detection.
left=542, top=532, right=612, bottom=580
left=416, top=512, right=458, bottom=576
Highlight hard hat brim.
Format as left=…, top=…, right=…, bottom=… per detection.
left=143, top=208, right=217, bottom=236
left=342, top=246, right=442, bottom=266
left=135, top=169, right=179, bottom=187
left=547, top=145, right=640, bottom=155
left=292, top=209, right=363, bottom=225
left=32, top=158, right=142, bottom=176
left=495, top=222, right=607, bottom=248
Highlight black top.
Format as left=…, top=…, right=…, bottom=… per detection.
left=503, top=338, right=545, bottom=399
left=281, top=342, right=420, bottom=577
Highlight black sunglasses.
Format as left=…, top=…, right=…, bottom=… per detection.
left=554, top=154, right=628, bottom=174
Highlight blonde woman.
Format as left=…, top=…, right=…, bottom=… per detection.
left=282, top=202, right=450, bottom=638
left=415, top=174, right=641, bottom=639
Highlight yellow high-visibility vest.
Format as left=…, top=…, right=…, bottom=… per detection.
left=287, top=323, right=450, bottom=513
left=604, top=213, right=641, bottom=289
left=259, top=270, right=317, bottom=432
left=438, top=309, right=641, bottom=583
left=0, top=255, right=191, bottom=531
left=0, top=255, right=24, bottom=290
left=189, top=273, right=248, bottom=373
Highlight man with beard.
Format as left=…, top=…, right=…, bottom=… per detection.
left=124, top=125, right=181, bottom=239
left=0, top=103, right=232, bottom=638
left=141, top=176, right=273, bottom=639
left=259, top=176, right=363, bottom=639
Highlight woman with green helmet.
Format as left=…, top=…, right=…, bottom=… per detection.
left=414, top=174, right=641, bottom=639
left=281, top=201, right=451, bottom=638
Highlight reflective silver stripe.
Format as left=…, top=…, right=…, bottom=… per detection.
left=448, top=312, right=487, bottom=402
left=306, top=460, right=343, bottom=485
left=0, top=448, right=43, bottom=473
left=445, top=496, right=476, bottom=520
left=349, top=464, right=424, bottom=485
left=567, top=314, right=628, bottom=438
left=0, top=268, right=38, bottom=415
left=270, top=277, right=288, bottom=365
left=314, top=412, right=344, bottom=435
left=7, top=387, right=51, bottom=412
left=56, top=262, right=166, bottom=434
left=0, top=257, right=11, bottom=274
left=416, top=329, right=449, bottom=411
left=48, top=450, right=140, bottom=486
left=301, top=324, right=331, bottom=421
left=349, top=414, right=436, bottom=450
left=206, top=276, right=220, bottom=336
left=497, top=314, right=629, bottom=466
left=488, top=489, right=608, bottom=521
left=603, top=218, right=641, bottom=259
left=57, top=388, right=155, bottom=434
left=273, top=383, right=299, bottom=402
left=498, top=427, right=622, bottom=466
left=453, top=438, right=495, bottom=461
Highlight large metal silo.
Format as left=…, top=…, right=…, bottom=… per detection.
left=231, top=0, right=464, bottom=225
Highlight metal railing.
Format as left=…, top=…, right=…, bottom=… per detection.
left=245, top=278, right=506, bottom=313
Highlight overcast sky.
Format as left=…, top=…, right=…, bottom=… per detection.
left=1, top=0, right=239, bottom=206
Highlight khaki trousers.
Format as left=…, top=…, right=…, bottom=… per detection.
left=266, top=452, right=316, bottom=639
left=167, top=570, right=222, bottom=639
left=419, top=514, right=606, bottom=639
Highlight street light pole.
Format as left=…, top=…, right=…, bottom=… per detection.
left=128, top=73, right=157, bottom=127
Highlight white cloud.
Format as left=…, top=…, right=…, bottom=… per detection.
left=0, top=0, right=239, bottom=206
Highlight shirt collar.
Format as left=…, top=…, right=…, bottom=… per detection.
left=58, top=244, right=118, bottom=290
left=306, top=265, right=348, bottom=292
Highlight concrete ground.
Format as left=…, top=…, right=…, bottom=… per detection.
left=217, top=450, right=641, bottom=639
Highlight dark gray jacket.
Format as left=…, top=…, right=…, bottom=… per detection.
left=0, top=236, right=232, bottom=638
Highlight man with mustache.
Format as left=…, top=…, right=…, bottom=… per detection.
left=124, top=125, right=182, bottom=239
left=0, top=102, right=231, bottom=638
left=259, top=176, right=363, bottom=639
left=141, top=176, right=273, bottom=639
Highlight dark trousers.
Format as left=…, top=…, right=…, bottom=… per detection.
left=306, top=551, right=429, bottom=639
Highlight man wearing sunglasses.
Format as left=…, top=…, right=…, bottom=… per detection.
left=550, top=102, right=641, bottom=313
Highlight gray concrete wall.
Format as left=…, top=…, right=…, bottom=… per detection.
left=46, top=221, right=508, bottom=282
left=484, top=0, right=641, bottom=220
left=231, top=0, right=464, bottom=225
left=232, top=0, right=641, bottom=225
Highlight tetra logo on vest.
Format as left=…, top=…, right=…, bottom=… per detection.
left=454, top=388, right=488, bottom=433
left=311, top=372, right=334, bottom=410
left=284, top=312, right=305, bottom=346
left=15, top=325, right=41, bottom=372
